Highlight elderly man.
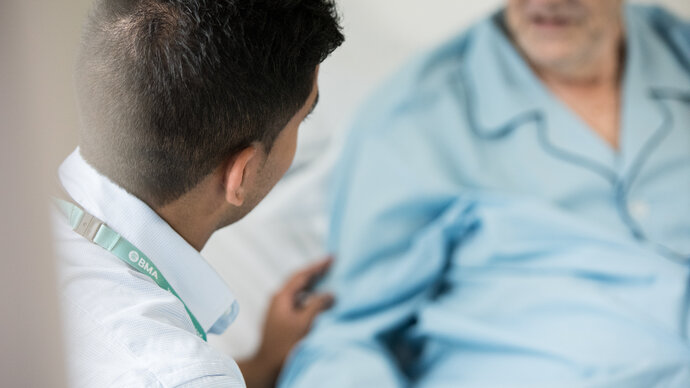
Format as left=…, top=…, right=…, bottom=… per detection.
left=279, top=1, right=690, bottom=387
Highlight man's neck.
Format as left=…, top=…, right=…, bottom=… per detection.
left=155, top=187, right=226, bottom=252
left=533, top=38, right=625, bottom=148
left=535, top=36, right=623, bottom=88
left=155, top=204, right=213, bottom=252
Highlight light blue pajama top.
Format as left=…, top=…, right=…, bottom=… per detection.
left=280, top=5, right=690, bottom=388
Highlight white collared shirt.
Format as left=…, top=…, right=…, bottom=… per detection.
left=53, top=149, right=245, bottom=387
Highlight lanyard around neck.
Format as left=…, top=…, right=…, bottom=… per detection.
left=53, top=198, right=207, bottom=341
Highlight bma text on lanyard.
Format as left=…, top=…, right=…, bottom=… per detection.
left=53, top=198, right=207, bottom=341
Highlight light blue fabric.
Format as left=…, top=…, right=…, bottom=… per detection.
left=279, top=5, right=690, bottom=388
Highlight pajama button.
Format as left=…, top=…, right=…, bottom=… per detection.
left=628, top=200, right=649, bottom=221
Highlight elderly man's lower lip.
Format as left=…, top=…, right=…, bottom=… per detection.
left=532, top=21, right=571, bottom=29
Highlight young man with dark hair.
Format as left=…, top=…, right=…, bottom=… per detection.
left=52, top=1, right=343, bottom=387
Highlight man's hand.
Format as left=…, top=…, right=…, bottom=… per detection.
left=238, top=258, right=334, bottom=388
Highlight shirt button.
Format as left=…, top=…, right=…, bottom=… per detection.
left=628, top=200, right=649, bottom=221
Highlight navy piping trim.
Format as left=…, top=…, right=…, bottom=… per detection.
left=455, top=69, right=619, bottom=185
left=454, top=67, right=690, bottom=260
left=617, top=89, right=690, bottom=261
left=681, top=271, right=690, bottom=341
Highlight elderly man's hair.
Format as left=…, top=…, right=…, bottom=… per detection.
left=76, top=0, right=343, bottom=207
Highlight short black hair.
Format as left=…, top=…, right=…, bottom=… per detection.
left=76, top=0, right=343, bottom=207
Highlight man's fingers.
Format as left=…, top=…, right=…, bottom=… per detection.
left=300, top=293, right=334, bottom=323
left=282, top=257, right=333, bottom=295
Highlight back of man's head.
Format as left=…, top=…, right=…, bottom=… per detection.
left=76, top=0, right=343, bottom=208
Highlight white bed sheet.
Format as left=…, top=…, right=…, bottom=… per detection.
left=201, top=0, right=689, bottom=359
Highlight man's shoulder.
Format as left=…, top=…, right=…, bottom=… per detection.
left=53, top=211, right=197, bottom=339
left=374, top=20, right=485, bottom=101
left=636, top=4, right=690, bottom=70
left=348, top=16, right=490, bottom=141
left=62, top=292, right=244, bottom=388
left=637, top=4, right=690, bottom=31
left=53, top=213, right=245, bottom=387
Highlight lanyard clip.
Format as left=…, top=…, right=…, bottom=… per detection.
left=74, top=212, right=103, bottom=242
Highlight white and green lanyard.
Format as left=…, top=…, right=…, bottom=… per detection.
left=54, top=198, right=207, bottom=341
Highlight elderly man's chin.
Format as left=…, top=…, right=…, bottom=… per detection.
left=506, top=0, right=624, bottom=74
left=519, top=32, right=590, bottom=71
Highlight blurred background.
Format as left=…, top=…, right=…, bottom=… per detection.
left=30, top=0, right=690, bottom=163
left=2, top=0, right=688, bottom=386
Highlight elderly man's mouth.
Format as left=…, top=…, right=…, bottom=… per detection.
left=531, top=14, right=573, bottom=29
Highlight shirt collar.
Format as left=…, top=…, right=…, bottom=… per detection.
left=625, top=5, right=690, bottom=94
left=617, top=5, right=690, bottom=171
left=58, top=148, right=238, bottom=334
left=458, top=10, right=545, bottom=131
left=462, top=4, right=690, bottom=134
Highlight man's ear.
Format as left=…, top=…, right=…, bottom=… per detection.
left=223, top=145, right=258, bottom=207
